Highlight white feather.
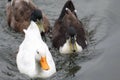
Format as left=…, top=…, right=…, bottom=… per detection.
left=74, top=9, right=77, bottom=13
left=16, top=21, right=56, bottom=78
left=65, top=7, right=69, bottom=11
left=59, top=39, right=83, bottom=54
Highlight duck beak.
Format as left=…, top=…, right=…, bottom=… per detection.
left=70, top=37, right=77, bottom=52
left=36, top=19, right=45, bottom=32
left=40, top=56, right=50, bottom=70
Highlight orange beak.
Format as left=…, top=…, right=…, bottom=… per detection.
left=40, top=56, right=50, bottom=70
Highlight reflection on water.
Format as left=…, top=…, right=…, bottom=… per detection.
left=0, top=0, right=109, bottom=80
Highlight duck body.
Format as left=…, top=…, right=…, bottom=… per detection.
left=6, top=0, right=50, bottom=33
left=16, top=21, right=56, bottom=78
left=52, top=0, right=87, bottom=54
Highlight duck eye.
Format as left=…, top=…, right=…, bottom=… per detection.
left=66, top=35, right=69, bottom=39
left=65, top=33, right=69, bottom=39
left=36, top=51, right=39, bottom=54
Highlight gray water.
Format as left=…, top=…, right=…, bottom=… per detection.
left=0, top=0, right=120, bottom=80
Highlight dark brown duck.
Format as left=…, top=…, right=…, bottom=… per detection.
left=52, top=0, right=87, bottom=54
left=6, top=0, right=50, bottom=33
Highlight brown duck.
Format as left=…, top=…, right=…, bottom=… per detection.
left=6, top=0, right=50, bottom=33
left=52, top=0, right=87, bottom=54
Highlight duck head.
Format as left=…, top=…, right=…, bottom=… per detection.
left=59, top=26, right=81, bottom=54
left=35, top=49, right=50, bottom=71
left=30, top=9, right=45, bottom=33
left=66, top=27, right=77, bottom=53
left=59, top=25, right=83, bottom=54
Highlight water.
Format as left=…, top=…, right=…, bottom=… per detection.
left=0, top=0, right=120, bottom=80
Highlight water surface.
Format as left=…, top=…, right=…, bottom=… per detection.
left=0, top=0, right=120, bottom=80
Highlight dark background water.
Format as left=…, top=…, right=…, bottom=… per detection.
left=0, top=0, right=120, bottom=80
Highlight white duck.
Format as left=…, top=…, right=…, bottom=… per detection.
left=16, top=21, right=56, bottom=78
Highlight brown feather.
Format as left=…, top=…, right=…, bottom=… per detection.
left=52, top=0, right=87, bottom=49
left=6, top=0, right=50, bottom=33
